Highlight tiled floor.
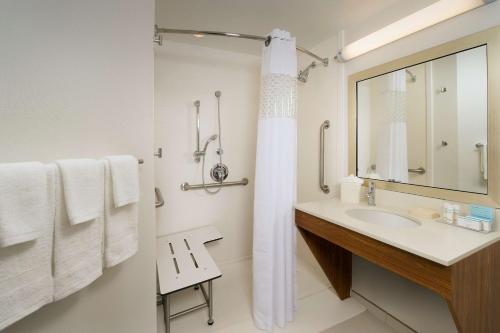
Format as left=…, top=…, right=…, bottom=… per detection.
left=157, top=257, right=395, bottom=333
left=320, top=311, right=397, bottom=333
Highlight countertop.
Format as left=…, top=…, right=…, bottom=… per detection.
left=295, top=199, right=500, bottom=266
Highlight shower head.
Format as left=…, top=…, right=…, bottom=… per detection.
left=202, top=134, right=218, bottom=152
left=215, top=91, right=221, bottom=98
left=297, top=61, right=317, bottom=83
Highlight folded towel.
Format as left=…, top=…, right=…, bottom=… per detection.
left=104, top=155, right=139, bottom=207
left=55, top=159, right=104, bottom=225
left=52, top=164, right=103, bottom=301
left=0, top=165, right=54, bottom=330
left=0, top=162, right=47, bottom=247
left=103, top=160, right=139, bottom=268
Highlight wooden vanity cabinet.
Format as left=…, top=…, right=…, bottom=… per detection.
left=296, top=209, right=500, bottom=333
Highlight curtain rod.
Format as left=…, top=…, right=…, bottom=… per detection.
left=154, top=26, right=329, bottom=67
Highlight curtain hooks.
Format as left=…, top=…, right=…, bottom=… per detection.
left=265, top=36, right=272, bottom=47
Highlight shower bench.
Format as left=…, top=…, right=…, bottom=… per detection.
left=157, top=226, right=223, bottom=333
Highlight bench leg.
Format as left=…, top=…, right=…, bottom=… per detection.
left=162, top=294, right=170, bottom=333
left=207, top=280, right=214, bottom=325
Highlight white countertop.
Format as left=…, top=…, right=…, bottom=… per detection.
left=295, top=199, right=500, bottom=266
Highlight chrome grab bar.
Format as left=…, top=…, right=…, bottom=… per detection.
left=476, top=143, right=486, bottom=177
left=181, top=178, right=248, bottom=191
left=408, top=167, right=426, bottom=175
left=319, top=120, right=330, bottom=194
left=193, top=100, right=203, bottom=162
left=155, top=187, right=165, bottom=208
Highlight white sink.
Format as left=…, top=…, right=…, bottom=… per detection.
left=346, top=208, right=420, bottom=228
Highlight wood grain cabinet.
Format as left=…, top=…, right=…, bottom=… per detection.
left=296, top=209, right=500, bottom=333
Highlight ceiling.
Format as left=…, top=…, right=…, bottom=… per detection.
left=156, top=0, right=438, bottom=55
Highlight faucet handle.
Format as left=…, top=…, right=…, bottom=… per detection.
left=368, top=180, right=375, bottom=190
left=367, top=181, right=376, bottom=205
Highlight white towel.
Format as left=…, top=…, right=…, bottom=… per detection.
left=52, top=164, right=103, bottom=301
left=55, top=159, right=104, bottom=225
left=104, top=155, right=139, bottom=207
left=103, top=160, right=139, bottom=268
left=0, top=165, right=54, bottom=330
left=0, top=162, right=47, bottom=247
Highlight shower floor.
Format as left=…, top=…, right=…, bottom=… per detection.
left=157, top=257, right=397, bottom=333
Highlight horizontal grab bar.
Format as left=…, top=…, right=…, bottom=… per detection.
left=371, top=164, right=426, bottom=175
left=180, top=178, right=249, bottom=191
left=408, top=167, right=426, bottom=175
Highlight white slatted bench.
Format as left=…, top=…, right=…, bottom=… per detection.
left=157, top=226, right=223, bottom=333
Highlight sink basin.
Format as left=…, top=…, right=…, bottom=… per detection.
left=346, top=209, right=420, bottom=228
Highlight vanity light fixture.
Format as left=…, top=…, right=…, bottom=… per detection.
left=334, top=0, right=496, bottom=62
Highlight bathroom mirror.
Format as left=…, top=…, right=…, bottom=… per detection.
left=357, top=45, right=488, bottom=194
left=349, top=25, right=500, bottom=206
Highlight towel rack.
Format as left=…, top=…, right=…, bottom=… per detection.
left=180, top=178, right=248, bottom=191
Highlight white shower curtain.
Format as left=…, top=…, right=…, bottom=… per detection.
left=253, top=29, right=297, bottom=331
left=376, top=69, right=408, bottom=183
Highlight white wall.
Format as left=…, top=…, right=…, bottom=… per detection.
left=406, top=64, right=428, bottom=186
left=456, top=46, right=488, bottom=193
left=430, top=55, right=459, bottom=191
left=297, top=36, right=340, bottom=202
left=154, top=42, right=260, bottom=264
left=339, top=2, right=500, bottom=332
left=296, top=36, right=340, bottom=267
left=0, top=1, right=156, bottom=332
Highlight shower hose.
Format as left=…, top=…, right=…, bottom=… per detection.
left=201, top=91, right=224, bottom=195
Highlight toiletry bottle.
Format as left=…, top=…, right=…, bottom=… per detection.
left=444, top=203, right=454, bottom=224
left=483, top=220, right=492, bottom=232
left=452, top=204, right=461, bottom=224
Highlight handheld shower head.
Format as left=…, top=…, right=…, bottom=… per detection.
left=203, top=134, right=218, bottom=152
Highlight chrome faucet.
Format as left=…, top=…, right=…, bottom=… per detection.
left=367, top=181, right=376, bottom=206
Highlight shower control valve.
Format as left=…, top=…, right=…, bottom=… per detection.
left=210, top=163, right=229, bottom=182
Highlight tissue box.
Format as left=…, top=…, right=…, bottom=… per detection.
left=340, top=175, right=363, bottom=204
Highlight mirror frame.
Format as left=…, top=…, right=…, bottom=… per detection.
left=349, top=25, right=500, bottom=207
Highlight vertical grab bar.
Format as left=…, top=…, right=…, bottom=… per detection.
left=476, top=143, right=487, bottom=180
left=193, top=100, right=202, bottom=162
left=320, top=120, right=330, bottom=194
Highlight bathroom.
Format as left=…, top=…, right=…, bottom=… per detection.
left=1, top=0, right=500, bottom=332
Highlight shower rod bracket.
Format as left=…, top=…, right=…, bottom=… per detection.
left=155, top=26, right=329, bottom=67
left=153, top=25, right=163, bottom=46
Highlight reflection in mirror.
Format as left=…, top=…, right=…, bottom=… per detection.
left=357, top=45, right=487, bottom=194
